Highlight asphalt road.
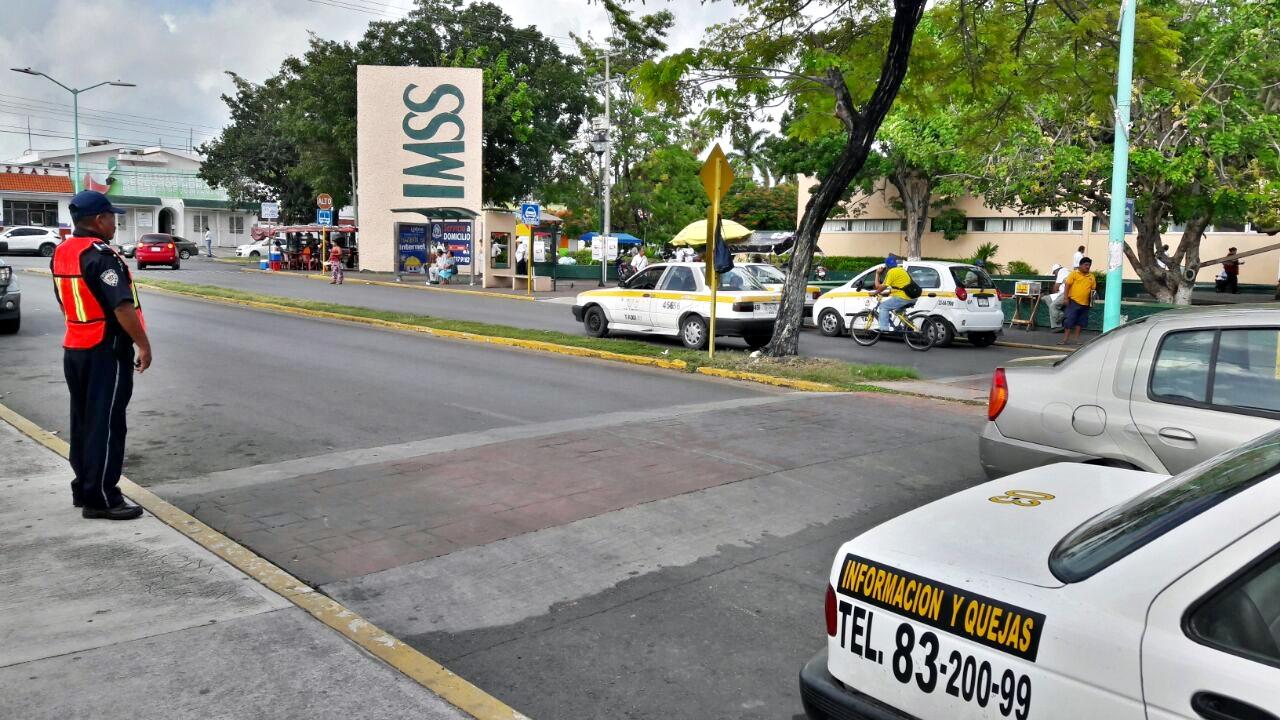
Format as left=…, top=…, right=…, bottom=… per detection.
left=1, top=255, right=1046, bottom=380
left=0, top=267, right=989, bottom=718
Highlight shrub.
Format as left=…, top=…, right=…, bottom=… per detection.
left=1006, top=260, right=1039, bottom=276
left=932, top=208, right=967, bottom=241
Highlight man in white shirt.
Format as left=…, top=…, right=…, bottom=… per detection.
left=1072, top=245, right=1085, bottom=269
left=204, top=227, right=214, bottom=257
left=1048, top=262, right=1070, bottom=332
left=630, top=247, right=648, bottom=272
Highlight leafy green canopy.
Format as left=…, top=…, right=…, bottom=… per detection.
left=200, top=0, right=589, bottom=219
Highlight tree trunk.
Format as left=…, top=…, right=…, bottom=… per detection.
left=765, top=0, right=927, bottom=357
left=890, top=169, right=930, bottom=260
left=1123, top=208, right=1208, bottom=305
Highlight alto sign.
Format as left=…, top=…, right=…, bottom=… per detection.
left=316, top=193, right=333, bottom=210
left=357, top=65, right=482, bottom=272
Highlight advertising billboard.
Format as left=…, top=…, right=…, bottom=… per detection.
left=357, top=66, right=483, bottom=272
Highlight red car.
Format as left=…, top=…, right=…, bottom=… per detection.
left=135, top=233, right=181, bottom=270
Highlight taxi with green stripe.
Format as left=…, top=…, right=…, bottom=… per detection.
left=572, top=262, right=780, bottom=350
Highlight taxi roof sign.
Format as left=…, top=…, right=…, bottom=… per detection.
left=699, top=144, right=734, bottom=202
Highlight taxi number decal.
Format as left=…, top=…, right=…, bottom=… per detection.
left=989, top=490, right=1056, bottom=508
left=836, top=554, right=1046, bottom=662
left=661, top=300, right=681, bottom=310
left=836, top=602, right=1033, bottom=720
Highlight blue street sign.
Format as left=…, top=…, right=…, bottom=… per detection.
left=317, top=209, right=333, bottom=226
left=1124, top=197, right=1135, bottom=234
left=519, top=202, right=540, bottom=228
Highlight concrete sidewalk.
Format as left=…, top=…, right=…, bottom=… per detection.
left=0, top=420, right=468, bottom=720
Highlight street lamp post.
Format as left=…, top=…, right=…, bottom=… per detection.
left=10, top=68, right=136, bottom=193
left=590, top=130, right=609, bottom=287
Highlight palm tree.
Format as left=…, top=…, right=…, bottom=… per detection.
left=730, top=125, right=774, bottom=187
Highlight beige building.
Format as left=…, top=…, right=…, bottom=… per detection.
left=798, top=177, right=1279, bottom=285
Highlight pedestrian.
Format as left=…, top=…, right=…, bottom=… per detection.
left=1072, top=245, right=1086, bottom=269
left=437, top=250, right=456, bottom=285
left=1059, top=256, right=1096, bottom=346
left=1047, top=262, right=1070, bottom=332
left=270, top=239, right=283, bottom=271
left=329, top=241, right=344, bottom=284
left=203, top=226, right=214, bottom=257
left=630, top=246, right=649, bottom=273
left=515, top=237, right=528, bottom=275
left=1223, top=247, right=1242, bottom=294
left=52, top=190, right=151, bottom=520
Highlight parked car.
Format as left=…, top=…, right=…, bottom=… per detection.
left=741, top=262, right=823, bottom=321
left=0, top=245, right=20, bottom=333
left=236, top=238, right=272, bottom=258
left=811, top=261, right=1003, bottom=347
left=572, top=262, right=780, bottom=349
left=0, top=226, right=61, bottom=257
left=981, top=305, right=1280, bottom=478
left=800, top=431, right=1280, bottom=720
left=111, top=242, right=136, bottom=258
left=135, top=233, right=180, bottom=270
left=133, top=233, right=196, bottom=260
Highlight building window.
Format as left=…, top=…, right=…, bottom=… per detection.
left=1212, top=221, right=1247, bottom=233
left=118, top=213, right=127, bottom=232
left=3, top=200, right=59, bottom=227
left=823, top=219, right=850, bottom=232
left=851, top=219, right=904, bottom=232
left=229, top=216, right=244, bottom=235
left=1050, top=218, right=1070, bottom=232
left=1093, top=217, right=1110, bottom=233
left=968, top=218, right=987, bottom=232
left=1070, top=218, right=1084, bottom=232
left=191, top=212, right=211, bottom=234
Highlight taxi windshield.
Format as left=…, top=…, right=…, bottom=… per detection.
left=950, top=266, right=996, bottom=290
left=749, top=265, right=786, bottom=283
left=1049, top=430, right=1280, bottom=583
left=718, top=268, right=766, bottom=292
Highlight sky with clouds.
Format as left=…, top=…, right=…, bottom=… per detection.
left=0, top=0, right=737, bottom=162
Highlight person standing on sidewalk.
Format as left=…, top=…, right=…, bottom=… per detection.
left=1072, top=245, right=1085, bottom=269
left=329, top=241, right=344, bottom=284
left=203, top=226, right=214, bottom=257
left=1047, top=263, right=1069, bottom=332
left=1223, top=247, right=1242, bottom=294
left=1059, top=257, right=1096, bottom=346
left=52, top=191, right=151, bottom=520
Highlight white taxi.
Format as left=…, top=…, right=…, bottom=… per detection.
left=741, top=262, right=825, bottom=323
left=571, top=262, right=780, bottom=350
left=800, top=431, right=1280, bottom=720
left=812, top=261, right=1004, bottom=347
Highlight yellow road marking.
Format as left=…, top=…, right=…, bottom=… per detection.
left=241, top=268, right=539, bottom=302
left=0, top=400, right=528, bottom=720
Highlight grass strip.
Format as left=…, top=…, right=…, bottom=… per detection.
left=136, top=278, right=918, bottom=389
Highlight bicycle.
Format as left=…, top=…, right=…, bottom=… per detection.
left=847, top=295, right=937, bottom=351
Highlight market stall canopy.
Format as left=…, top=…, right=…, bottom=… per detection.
left=580, top=231, right=642, bottom=246
left=733, top=231, right=800, bottom=255
left=391, top=207, right=480, bottom=220
left=670, top=218, right=753, bottom=246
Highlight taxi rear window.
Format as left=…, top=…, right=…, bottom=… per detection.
left=1049, top=430, right=1280, bottom=583
left=950, top=266, right=995, bottom=289
left=718, top=268, right=765, bottom=291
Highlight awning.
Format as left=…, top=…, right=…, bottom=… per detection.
left=183, top=198, right=247, bottom=210
left=580, top=231, right=642, bottom=245
left=392, top=207, right=480, bottom=220
left=109, top=195, right=162, bottom=207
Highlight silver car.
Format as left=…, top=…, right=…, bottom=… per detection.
left=981, top=305, right=1280, bottom=477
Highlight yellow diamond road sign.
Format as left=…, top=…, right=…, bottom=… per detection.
left=700, top=144, right=734, bottom=202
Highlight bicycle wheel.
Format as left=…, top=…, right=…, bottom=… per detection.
left=849, top=311, right=881, bottom=346
left=904, top=316, right=937, bottom=351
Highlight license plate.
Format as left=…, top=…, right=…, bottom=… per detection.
left=977, top=297, right=990, bottom=307
left=757, top=303, right=778, bottom=313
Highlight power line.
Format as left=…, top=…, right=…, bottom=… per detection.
left=0, top=93, right=222, bottom=132
left=0, top=99, right=219, bottom=138
left=0, top=108, right=215, bottom=147
left=0, top=125, right=197, bottom=152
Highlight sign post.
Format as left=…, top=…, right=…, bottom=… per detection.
left=699, top=144, right=734, bottom=358
left=1102, top=0, right=1137, bottom=332
left=520, top=202, right=540, bottom=295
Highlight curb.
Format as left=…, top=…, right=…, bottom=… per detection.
left=993, top=339, right=1072, bottom=353
left=696, top=367, right=840, bottom=392
left=241, top=267, right=540, bottom=302
left=0, top=401, right=527, bottom=720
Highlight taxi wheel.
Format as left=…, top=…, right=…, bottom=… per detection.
left=969, top=331, right=997, bottom=348
left=583, top=306, right=610, bottom=337
left=817, top=308, right=844, bottom=337
left=680, top=314, right=708, bottom=349
left=926, top=317, right=955, bottom=347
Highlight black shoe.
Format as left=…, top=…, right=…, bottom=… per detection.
left=73, top=498, right=83, bottom=508
left=82, top=502, right=144, bottom=520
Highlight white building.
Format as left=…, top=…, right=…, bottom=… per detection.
left=10, top=143, right=257, bottom=248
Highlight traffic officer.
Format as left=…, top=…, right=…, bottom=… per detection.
left=52, top=190, right=152, bottom=520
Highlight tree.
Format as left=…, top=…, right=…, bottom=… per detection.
left=986, top=0, right=1278, bottom=304
left=201, top=0, right=589, bottom=207
left=198, top=74, right=316, bottom=223
left=639, top=0, right=929, bottom=356
left=723, top=182, right=798, bottom=230
left=625, top=146, right=708, bottom=243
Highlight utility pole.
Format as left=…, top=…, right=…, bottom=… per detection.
left=1103, top=0, right=1137, bottom=332
left=600, top=49, right=612, bottom=288
left=11, top=68, right=136, bottom=193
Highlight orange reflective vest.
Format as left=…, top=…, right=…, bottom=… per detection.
left=51, top=236, right=144, bottom=349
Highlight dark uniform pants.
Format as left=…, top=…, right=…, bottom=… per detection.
left=65, top=337, right=134, bottom=509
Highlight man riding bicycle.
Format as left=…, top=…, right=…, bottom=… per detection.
left=873, top=255, right=913, bottom=331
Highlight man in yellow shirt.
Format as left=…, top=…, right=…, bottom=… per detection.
left=874, top=255, right=914, bottom=331
left=1061, top=256, right=1096, bottom=345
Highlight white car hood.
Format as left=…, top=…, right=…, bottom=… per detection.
left=848, top=464, right=1167, bottom=588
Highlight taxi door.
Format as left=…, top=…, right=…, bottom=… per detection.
left=615, top=265, right=666, bottom=328
left=1141, top=514, right=1280, bottom=720
left=829, top=269, right=878, bottom=319
left=651, top=265, right=700, bottom=332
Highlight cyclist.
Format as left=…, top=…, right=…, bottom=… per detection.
left=873, top=255, right=914, bottom=331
